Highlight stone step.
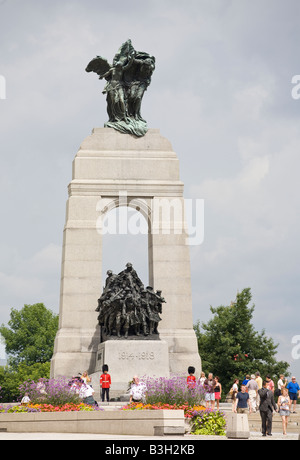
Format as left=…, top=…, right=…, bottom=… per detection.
left=194, top=403, right=300, bottom=434
left=248, top=412, right=300, bottom=433
left=97, top=402, right=129, bottom=411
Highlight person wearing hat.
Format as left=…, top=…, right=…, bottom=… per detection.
left=96, top=270, right=118, bottom=312
left=100, top=364, right=111, bottom=402
left=118, top=263, right=144, bottom=301
left=187, top=366, right=196, bottom=390
left=246, top=374, right=259, bottom=413
left=122, top=288, right=139, bottom=338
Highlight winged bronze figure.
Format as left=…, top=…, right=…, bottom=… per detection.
left=86, top=39, right=155, bottom=137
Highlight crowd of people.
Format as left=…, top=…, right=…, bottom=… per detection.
left=187, top=368, right=223, bottom=411
left=68, top=365, right=148, bottom=406
left=20, top=364, right=299, bottom=436
left=194, top=370, right=300, bottom=436
left=20, top=365, right=149, bottom=408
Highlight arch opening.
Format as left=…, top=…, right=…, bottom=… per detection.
left=101, top=205, right=149, bottom=287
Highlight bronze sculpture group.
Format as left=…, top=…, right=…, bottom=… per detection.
left=86, top=39, right=155, bottom=137
left=96, top=263, right=165, bottom=341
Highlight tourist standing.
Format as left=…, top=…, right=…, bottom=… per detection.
left=286, top=376, right=300, bottom=413
left=255, top=371, right=263, bottom=408
left=242, top=375, right=250, bottom=387
left=234, top=384, right=251, bottom=414
left=276, top=374, right=287, bottom=399
left=199, top=372, right=206, bottom=387
left=36, top=378, right=47, bottom=397
left=100, top=364, right=111, bottom=402
left=214, top=376, right=222, bottom=410
left=230, top=379, right=239, bottom=412
left=81, top=371, right=91, bottom=385
left=204, top=373, right=216, bottom=410
left=246, top=375, right=259, bottom=413
left=266, top=374, right=275, bottom=393
left=278, top=387, right=291, bottom=435
left=255, top=372, right=263, bottom=389
left=258, top=380, right=277, bottom=437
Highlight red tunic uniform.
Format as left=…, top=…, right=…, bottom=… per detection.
left=100, top=373, right=111, bottom=388
left=187, top=375, right=196, bottom=389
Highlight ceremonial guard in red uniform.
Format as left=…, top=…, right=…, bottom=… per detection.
left=100, top=364, right=111, bottom=402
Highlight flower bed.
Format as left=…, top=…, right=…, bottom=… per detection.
left=0, top=402, right=102, bottom=413
left=143, top=375, right=206, bottom=407
left=19, top=377, right=82, bottom=406
left=121, top=402, right=226, bottom=436
left=120, top=375, right=226, bottom=436
left=1, top=374, right=226, bottom=435
left=121, top=401, right=206, bottom=418
left=0, top=376, right=103, bottom=413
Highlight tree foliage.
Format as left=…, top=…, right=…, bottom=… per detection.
left=194, top=288, right=290, bottom=393
left=0, top=362, right=50, bottom=403
left=0, top=303, right=58, bottom=369
left=0, top=303, right=58, bottom=402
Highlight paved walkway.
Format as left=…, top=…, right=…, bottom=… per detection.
left=0, top=431, right=298, bottom=441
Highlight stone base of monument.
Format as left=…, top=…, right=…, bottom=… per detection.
left=0, top=410, right=186, bottom=437
left=50, top=127, right=202, bottom=380
left=226, top=413, right=250, bottom=439
left=89, top=339, right=169, bottom=400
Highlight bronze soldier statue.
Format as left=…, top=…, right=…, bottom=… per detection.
left=96, top=263, right=165, bottom=341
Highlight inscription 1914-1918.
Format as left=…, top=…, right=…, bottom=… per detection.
left=118, top=351, right=155, bottom=361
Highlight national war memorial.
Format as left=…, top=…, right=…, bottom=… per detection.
left=50, top=40, right=202, bottom=397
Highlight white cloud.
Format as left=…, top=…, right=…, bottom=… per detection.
left=233, top=84, right=274, bottom=120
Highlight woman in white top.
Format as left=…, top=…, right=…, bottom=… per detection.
left=276, top=374, right=287, bottom=395
left=129, top=376, right=147, bottom=403
left=81, top=371, right=91, bottom=385
left=199, top=372, right=206, bottom=386
left=231, top=379, right=239, bottom=412
left=21, top=393, right=31, bottom=406
left=278, top=387, right=291, bottom=435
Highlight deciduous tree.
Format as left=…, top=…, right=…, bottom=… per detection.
left=194, top=288, right=289, bottom=393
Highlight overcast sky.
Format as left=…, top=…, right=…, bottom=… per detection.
left=0, top=0, right=299, bottom=377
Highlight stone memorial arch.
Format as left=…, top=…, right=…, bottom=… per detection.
left=50, top=40, right=201, bottom=386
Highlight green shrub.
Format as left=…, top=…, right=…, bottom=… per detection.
left=191, top=409, right=226, bottom=436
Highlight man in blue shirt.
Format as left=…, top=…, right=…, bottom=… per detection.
left=286, top=377, right=300, bottom=413
left=234, top=384, right=251, bottom=414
